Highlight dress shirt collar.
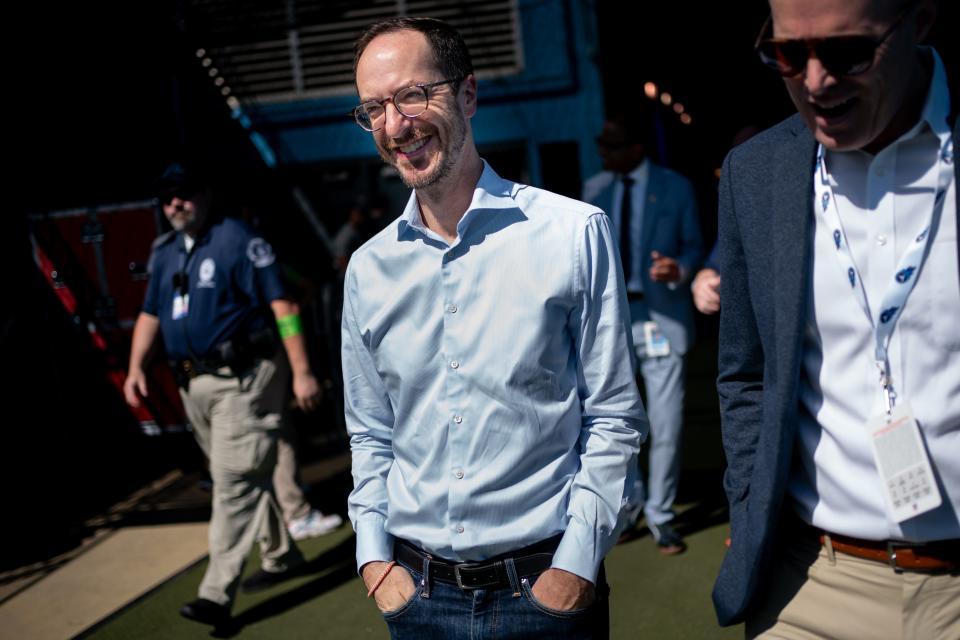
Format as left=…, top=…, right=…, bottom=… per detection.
left=919, top=48, right=951, bottom=140
left=398, top=160, right=517, bottom=244
left=622, top=158, right=649, bottom=185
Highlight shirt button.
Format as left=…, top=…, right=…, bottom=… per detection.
left=447, top=304, right=458, bottom=314
left=877, top=234, right=887, bottom=246
left=456, top=525, right=464, bottom=533
left=450, top=360, right=460, bottom=369
left=453, top=415, right=463, bottom=424
left=455, top=469, right=464, bottom=479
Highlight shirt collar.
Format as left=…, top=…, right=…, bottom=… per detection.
left=918, top=48, right=951, bottom=141
left=398, top=160, right=517, bottom=241
left=624, top=158, right=649, bottom=183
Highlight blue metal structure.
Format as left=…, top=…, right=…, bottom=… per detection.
left=229, top=0, right=606, bottom=192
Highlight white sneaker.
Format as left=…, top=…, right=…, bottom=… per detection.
left=287, top=510, right=343, bottom=540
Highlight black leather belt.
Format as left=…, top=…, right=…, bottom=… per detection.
left=395, top=536, right=560, bottom=590
left=172, top=356, right=229, bottom=379
left=627, top=291, right=645, bottom=301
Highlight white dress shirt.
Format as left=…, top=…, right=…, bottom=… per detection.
left=343, top=161, right=647, bottom=582
left=790, top=50, right=959, bottom=542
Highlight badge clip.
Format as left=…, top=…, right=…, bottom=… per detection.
left=875, top=361, right=896, bottom=414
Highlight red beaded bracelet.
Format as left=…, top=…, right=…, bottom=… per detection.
left=367, top=561, right=397, bottom=598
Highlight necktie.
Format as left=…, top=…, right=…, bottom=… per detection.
left=620, top=175, right=634, bottom=282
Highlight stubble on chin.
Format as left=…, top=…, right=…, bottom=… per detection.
left=394, top=127, right=467, bottom=191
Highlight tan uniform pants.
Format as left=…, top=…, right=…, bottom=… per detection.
left=180, top=353, right=304, bottom=608
left=274, top=428, right=311, bottom=523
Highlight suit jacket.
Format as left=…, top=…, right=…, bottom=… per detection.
left=585, top=163, right=703, bottom=354
left=712, top=113, right=960, bottom=626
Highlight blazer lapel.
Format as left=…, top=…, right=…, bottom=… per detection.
left=640, top=164, right=662, bottom=257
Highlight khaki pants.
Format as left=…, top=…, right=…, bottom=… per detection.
left=274, top=428, right=311, bottom=523
left=747, top=525, right=960, bottom=639
left=180, top=353, right=304, bottom=608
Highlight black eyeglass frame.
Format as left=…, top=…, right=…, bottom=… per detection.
left=754, top=9, right=910, bottom=77
left=351, top=78, right=460, bottom=132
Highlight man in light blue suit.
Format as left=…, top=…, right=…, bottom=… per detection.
left=583, top=117, right=704, bottom=554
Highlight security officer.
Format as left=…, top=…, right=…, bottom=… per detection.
left=123, top=162, right=321, bottom=627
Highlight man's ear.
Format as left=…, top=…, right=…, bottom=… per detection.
left=460, top=74, right=478, bottom=118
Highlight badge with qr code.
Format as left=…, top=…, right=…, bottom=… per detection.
left=866, top=402, right=941, bottom=522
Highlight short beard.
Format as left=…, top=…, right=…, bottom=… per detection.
left=382, top=107, right=467, bottom=191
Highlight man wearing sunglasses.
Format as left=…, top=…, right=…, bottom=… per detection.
left=713, top=0, right=959, bottom=637
left=123, top=162, right=333, bottom=627
left=343, top=16, right=645, bottom=638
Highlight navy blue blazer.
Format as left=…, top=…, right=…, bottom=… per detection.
left=711, top=113, right=960, bottom=626
left=584, top=163, right=704, bottom=354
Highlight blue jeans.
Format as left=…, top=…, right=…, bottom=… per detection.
left=383, top=557, right=610, bottom=639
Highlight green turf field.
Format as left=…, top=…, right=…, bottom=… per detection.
left=83, top=509, right=741, bottom=640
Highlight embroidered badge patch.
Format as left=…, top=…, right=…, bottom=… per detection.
left=198, top=258, right=216, bottom=288
left=247, top=238, right=276, bottom=268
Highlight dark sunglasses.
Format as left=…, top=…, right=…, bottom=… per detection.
left=161, top=188, right=200, bottom=205
left=754, top=10, right=908, bottom=77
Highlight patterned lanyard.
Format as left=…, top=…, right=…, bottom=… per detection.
left=814, top=137, right=954, bottom=412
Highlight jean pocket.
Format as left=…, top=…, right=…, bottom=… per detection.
left=520, top=577, right=592, bottom=618
left=381, top=570, right=424, bottom=621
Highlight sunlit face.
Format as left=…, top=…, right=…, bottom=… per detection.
left=355, top=30, right=474, bottom=190
left=162, top=190, right=209, bottom=235
left=770, top=0, right=928, bottom=153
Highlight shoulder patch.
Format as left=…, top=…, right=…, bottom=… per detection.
left=246, top=237, right=276, bottom=268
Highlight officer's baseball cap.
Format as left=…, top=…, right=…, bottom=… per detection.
left=155, top=162, right=210, bottom=202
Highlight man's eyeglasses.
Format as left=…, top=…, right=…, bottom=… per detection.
left=754, top=10, right=908, bottom=77
left=352, top=78, right=459, bottom=132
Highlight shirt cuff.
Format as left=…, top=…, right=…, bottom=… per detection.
left=354, top=515, right=395, bottom=574
left=550, top=517, right=602, bottom=584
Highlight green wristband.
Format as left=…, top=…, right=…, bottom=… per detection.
left=277, top=314, right=303, bottom=339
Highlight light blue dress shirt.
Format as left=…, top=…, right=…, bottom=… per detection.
left=342, top=162, right=647, bottom=583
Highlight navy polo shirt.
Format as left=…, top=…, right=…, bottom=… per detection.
left=142, top=217, right=287, bottom=361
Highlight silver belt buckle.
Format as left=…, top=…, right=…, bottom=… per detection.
left=453, top=562, right=480, bottom=589
left=887, top=541, right=910, bottom=572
